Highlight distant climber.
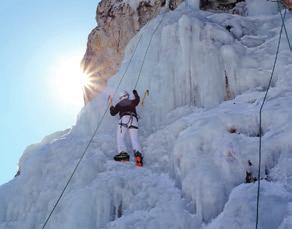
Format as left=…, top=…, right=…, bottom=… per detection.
left=109, top=90, right=143, bottom=167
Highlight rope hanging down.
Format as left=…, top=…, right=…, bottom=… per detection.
left=41, top=10, right=168, bottom=228
left=41, top=34, right=143, bottom=229
left=278, top=1, right=292, bottom=50
left=255, top=8, right=288, bottom=229
left=134, top=13, right=166, bottom=89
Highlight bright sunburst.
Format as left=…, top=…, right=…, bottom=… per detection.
left=51, top=56, right=90, bottom=108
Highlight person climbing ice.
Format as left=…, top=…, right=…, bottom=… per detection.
left=108, top=89, right=143, bottom=167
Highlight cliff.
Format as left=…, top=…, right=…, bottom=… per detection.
left=1, top=1, right=291, bottom=229
left=82, top=0, right=183, bottom=102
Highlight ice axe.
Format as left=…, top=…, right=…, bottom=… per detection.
left=108, top=95, right=113, bottom=107
left=141, top=89, right=149, bottom=107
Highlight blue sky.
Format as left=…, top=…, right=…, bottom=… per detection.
left=0, top=0, right=99, bottom=185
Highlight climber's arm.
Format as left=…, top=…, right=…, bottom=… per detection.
left=110, top=104, right=119, bottom=116
left=132, top=90, right=140, bottom=106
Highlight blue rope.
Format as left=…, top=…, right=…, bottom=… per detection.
left=278, top=2, right=292, bottom=51
left=40, top=33, right=144, bottom=229
left=256, top=8, right=286, bottom=229
left=41, top=10, right=168, bottom=228
left=134, top=12, right=166, bottom=89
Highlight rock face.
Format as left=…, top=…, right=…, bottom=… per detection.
left=82, top=0, right=184, bottom=103
left=81, top=0, right=246, bottom=103
left=200, top=0, right=244, bottom=11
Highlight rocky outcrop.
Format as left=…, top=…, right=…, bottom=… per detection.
left=200, top=0, right=244, bottom=11
left=81, top=0, right=247, bottom=103
left=82, top=0, right=184, bottom=103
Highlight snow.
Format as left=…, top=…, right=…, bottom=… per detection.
left=206, top=182, right=289, bottom=229
left=246, top=0, right=279, bottom=16
left=1, top=2, right=292, bottom=229
left=186, top=0, right=200, bottom=9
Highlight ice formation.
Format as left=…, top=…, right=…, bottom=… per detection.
left=1, top=1, right=292, bottom=229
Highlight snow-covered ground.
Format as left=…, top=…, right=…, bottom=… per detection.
left=1, top=1, right=292, bottom=229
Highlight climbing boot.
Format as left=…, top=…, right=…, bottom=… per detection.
left=114, top=152, right=130, bottom=162
left=134, top=151, right=143, bottom=167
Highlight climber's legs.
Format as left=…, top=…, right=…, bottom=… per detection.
left=115, top=115, right=143, bottom=165
left=130, top=128, right=143, bottom=167
left=128, top=118, right=143, bottom=166
left=129, top=128, right=142, bottom=152
left=116, top=124, right=127, bottom=153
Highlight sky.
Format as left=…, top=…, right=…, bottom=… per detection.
left=0, top=0, right=99, bottom=185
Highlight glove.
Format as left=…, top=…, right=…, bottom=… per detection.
left=133, top=89, right=138, bottom=95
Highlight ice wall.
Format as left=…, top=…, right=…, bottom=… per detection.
left=77, top=4, right=289, bottom=135
left=78, top=7, right=232, bottom=135
left=246, top=0, right=279, bottom=16
left=1, top=2, right=292, bottom=229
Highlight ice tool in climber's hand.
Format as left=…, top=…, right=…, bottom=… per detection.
left=110, top=89, right=143, bottom=167
left=108, top=95, right=113, bottom=106
left=141, top=89, right=149, bottom=107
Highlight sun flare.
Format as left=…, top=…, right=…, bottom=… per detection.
left=52, top=56, right=90, bottom=108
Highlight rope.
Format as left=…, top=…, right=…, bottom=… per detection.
left=41, top=10, right=168, bottom=228
left=255, top=8, right=286, bottom=229
left=278, top=1, right=292, bottom=51
left=134, top=12, right=166, bottom=89
left=41, top=34, right=143, bottom=229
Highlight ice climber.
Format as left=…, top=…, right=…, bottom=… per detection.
left=109, top=89, right=143, bottom=167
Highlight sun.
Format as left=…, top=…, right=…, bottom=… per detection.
left=52, top=56, right=90, bottom=108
